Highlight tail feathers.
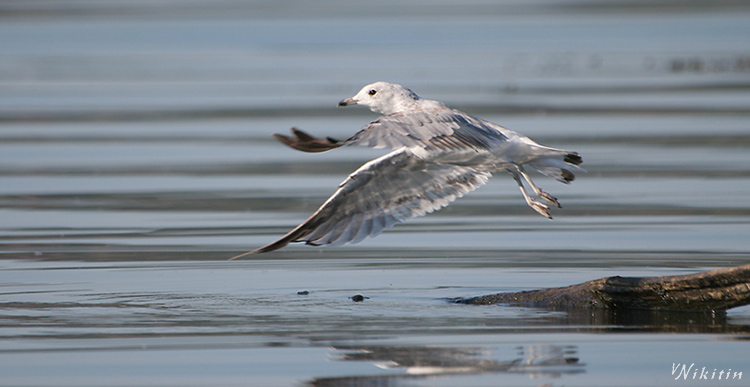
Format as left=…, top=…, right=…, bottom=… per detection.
left=529, top=152, right=585, bottom=184
left=564, top=152, right=583, bottom=166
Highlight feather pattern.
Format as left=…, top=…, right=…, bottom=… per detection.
left=345, top=109, right=508, bottom=151
left=248, top=148, right=491, bottom=253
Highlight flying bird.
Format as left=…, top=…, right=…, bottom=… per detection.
left=231, top=82, right=584, bottom=258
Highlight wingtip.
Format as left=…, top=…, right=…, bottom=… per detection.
left=228, top=250, right=259, bottom=260
left=273, top=127, right=343, bottom=153
left=229, top=237, right=294, bottom=259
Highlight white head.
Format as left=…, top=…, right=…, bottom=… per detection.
left=338, top=82, right=420, bottom=115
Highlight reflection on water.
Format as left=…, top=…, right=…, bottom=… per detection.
left=1, top=0, right=750, bottom=386
left=310, top=344, right=583, bottom=386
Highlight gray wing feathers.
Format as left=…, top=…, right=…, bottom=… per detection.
left=346, top=109, right=507, bottom=151
left=251, top=149, right=491, bottom=252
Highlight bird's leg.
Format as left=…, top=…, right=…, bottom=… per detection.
left=507, top=169, right=552, bottom=219
left=513, top=165, right=561, bottom=208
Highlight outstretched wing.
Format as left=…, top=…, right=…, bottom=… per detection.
left=240, top=148, right=491, bottom=255
left=344, top=109, right=508, bottom=151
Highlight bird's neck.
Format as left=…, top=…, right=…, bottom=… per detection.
left=377, top=98, right=444, bottom=115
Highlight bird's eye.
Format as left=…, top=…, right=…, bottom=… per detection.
left=368, top=89, right=377, bottom=96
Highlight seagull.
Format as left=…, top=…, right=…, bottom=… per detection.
left=231, top=82, right=584, bottom=258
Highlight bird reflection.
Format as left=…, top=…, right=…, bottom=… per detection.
left=309, top=344, right=583, bottom=386
left=510, top=344, right=581, bottom=379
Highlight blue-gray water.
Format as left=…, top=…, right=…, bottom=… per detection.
left=2, top=1, right=750, bottom=386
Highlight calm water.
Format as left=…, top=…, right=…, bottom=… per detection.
left=2, top=1, right=750, bottom=386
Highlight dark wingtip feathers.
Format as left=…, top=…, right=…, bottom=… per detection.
left=273, top=127, right=343, bottom=153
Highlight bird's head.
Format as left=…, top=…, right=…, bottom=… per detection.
left=338, top=81, right=420, bottom=115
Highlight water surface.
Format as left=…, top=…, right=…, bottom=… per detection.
left=1, top=1, right=750, bottom=386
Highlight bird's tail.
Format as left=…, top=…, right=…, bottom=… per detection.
left=527, top=149, right=585, bottom=184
